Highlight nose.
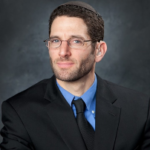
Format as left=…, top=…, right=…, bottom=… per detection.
left=59, top=41, right=71, bottom=58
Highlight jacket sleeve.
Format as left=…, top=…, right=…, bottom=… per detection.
left=0, top=101, right=34, bottom=150
left=140, top=98, right=150, bottom=150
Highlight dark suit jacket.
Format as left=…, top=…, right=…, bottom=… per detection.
left=0, top=75, right=150, bottom=150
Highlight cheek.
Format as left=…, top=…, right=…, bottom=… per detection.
left=49, top=51, right=56, bottom=60
left=73, top=52, right=85, bottom=62
left=49, top=50, right=53, bottom=56
left=79, top=50, right=94, bottom=60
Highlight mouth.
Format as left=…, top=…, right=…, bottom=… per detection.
left=57, top=62, right=74, bottom=68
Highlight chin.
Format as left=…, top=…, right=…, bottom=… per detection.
left=55, top=74, right=79, bottom=82
left=54, top=70, right=91, bottom=82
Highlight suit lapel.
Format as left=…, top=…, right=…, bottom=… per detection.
left=93, top=75, right=121, bottom=150
left=44, top=76, right=87, bottom=150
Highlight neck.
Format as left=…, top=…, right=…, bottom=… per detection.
left=56, top=71, right=95, bottom=97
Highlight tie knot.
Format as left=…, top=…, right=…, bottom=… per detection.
left=72, top=99, right=86, bottom=114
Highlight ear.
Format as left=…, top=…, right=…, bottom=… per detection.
left=95, top=41, right=107, bottom=62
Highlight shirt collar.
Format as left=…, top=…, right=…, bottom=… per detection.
left=56, top=74, right=97, bottom=110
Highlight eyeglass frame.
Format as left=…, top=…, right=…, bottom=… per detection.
left=43, top=37, right=98, bottom=49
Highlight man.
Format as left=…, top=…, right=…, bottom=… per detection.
left=0, top=1, right=150, bottom=150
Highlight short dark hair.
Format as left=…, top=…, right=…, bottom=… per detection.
left=49, top=5, right=104, bottom=42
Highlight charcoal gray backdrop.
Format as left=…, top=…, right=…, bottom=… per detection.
left=0, top=0, right=150, bottom=143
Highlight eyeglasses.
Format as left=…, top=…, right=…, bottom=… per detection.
left=43, top=37, right=93, bottom=49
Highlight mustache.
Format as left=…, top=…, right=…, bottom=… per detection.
left=54, top=57, right=76, bottom=63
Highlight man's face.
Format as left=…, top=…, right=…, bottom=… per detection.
left=49, top=16, right=96, bottom=82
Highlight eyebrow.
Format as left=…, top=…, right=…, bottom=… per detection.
left=49, top=36, right=59, bottom=39
left=49, top=35, right=87, bottom=40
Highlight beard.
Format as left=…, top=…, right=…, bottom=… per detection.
left=50, top=53, right=95, bottom=82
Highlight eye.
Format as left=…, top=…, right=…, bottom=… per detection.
left=51, top=39, right=60, bottom=43
left=74, top=40, right=81, bottom=43
left=72, top=39, right=82, bottom=44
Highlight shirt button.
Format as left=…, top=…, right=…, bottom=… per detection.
left=92, top=110, right=95, bottom=114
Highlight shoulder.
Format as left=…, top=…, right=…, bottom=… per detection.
left=105, top=79, right=149, bottom=98
left=103, top=79, right=150, bottom=107
left=96, top=74, right=149, bottom=100
left=3, top=77, right=53, bottom=110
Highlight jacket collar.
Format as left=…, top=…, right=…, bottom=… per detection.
left=44, top=74, right=117, bottom=104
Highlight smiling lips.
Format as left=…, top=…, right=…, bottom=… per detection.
left=57, top=62, right=74, bottom=68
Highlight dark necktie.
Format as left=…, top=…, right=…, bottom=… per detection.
left=72, top=99, right=95, bottom=150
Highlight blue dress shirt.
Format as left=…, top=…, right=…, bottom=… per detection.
left=56, top=74, right=97, bottom=130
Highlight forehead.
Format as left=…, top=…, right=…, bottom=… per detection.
left=50, top=16, right=90, bottom=39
